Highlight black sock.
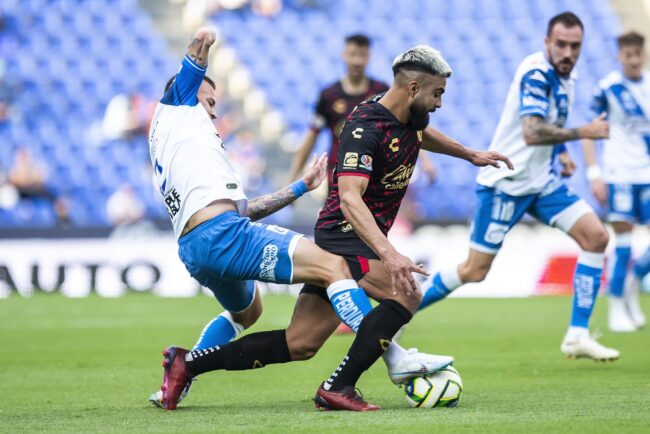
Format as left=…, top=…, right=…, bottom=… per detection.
left=185, top=329, right=291, bottom=376
left=325, top=299, right=412, bottom=391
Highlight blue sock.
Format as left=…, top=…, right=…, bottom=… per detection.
left=193, top=311, right=244, bottom=350
left=633, top=245, right=650, bottom=279
left=419, top=267, right=462, bottom=311
left=326, top=279, right=373, bottom=332
left=570, top=252, right=605, bottom=329
left=609, top=235, right=631, bottom=298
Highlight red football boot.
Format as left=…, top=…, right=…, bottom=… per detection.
left=314, top=383, right=380, bottom=411
left=160, top=346, right=192, bottom=410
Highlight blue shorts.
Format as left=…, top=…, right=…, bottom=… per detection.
left=178, top=211, right=302, bottom=312
left=470, top=180, right=593, bottom=254
left=607, top=184, right=650, bottom=224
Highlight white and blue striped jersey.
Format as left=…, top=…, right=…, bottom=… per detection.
left=148, top=56, right=247, bottom=238
left=589, top=70, right=650, bottom=184
left=477, top=52, right=576, bottom=196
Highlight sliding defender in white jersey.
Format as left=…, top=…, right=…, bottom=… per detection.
left=417, top=12, right=620, bottom=361
left=581, top=31, right=650, bottom=332
left=148, top=28, right=452, bottom=411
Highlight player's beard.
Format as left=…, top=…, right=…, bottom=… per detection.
left=409, top=103, right=431, bottom=130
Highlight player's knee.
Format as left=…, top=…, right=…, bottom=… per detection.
left=232, top=300, right=263, bottom=329
left=323, top=254, right=351, bottom=284
left=287, top=339, right=321, bottom=361
left=582, top=227, right=610, bottom=252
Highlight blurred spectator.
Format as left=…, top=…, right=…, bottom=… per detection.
left=106, top=184, right=145, bottom=226
left=227, top=129, right=266, bottom=194
left=8, top=147, right=71, bottom=225
left=101, top=93, right=155, bottom=141
left=0, top=169, right=18, bottom=210
left=251, top=0, right=282, bottom=16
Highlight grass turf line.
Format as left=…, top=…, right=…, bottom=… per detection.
left=0, top=294, right=649, bottom=433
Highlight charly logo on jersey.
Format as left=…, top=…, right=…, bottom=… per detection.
left=343, top=152, right=359, bottom=168
left=163, top=187, right=181, bottom=219
left=259, top=244, right=279, bottom=281
left=359, top=155, right=373, bottom=170
left=381, top=164, right=414, bottom=190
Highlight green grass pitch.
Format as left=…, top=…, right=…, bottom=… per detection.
left=1, top=294, right=649, bottom=433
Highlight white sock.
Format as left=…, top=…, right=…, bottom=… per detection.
left=381, top=342, right=407, bottom=368
left=566, top=326, right=589, bottom=340
left=440, top=266, right=463, bottom=289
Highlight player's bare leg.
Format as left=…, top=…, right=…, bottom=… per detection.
left=419, top=248, right=496, bottom=311
left=561, top=213, right=619, bottom=361
left=286, top=293, right=340, bottom=361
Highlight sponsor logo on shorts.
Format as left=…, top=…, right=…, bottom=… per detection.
left=484, top=222, right=509, bottom=245
left=259, top=244, right=279, bottom=281
left=343, top=152, right=358, bottom=168
left=359, top=155, right=373, bottom=171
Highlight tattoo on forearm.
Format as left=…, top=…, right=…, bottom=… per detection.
left=187, top=37, right=212, bottom=67
left=246, top=187, right=297, bottom=221
left=522, top=117, right=579, bottom=145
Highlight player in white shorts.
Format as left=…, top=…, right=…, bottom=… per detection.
left=148, top=28, right=453, bottom=410
left=418, top=12, right=620, bottom=361
left=581, top=31, right=649, bottom=332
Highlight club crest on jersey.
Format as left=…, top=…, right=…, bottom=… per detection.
left=359, top=155, right=373, bottom=170
left=333, top=99, right=347, bottom=114
left=343, top=152, right=359, bottom=168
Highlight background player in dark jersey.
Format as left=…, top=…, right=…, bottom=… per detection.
left=288, top=34, right=388, bottom=185
left=166, top=45, right=511, bottom=412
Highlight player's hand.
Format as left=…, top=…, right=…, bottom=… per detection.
left=301, top=153, right=328, bottom=191
left=558, top=152, right=576, bottom=178
left=591, top=179, right=608, bottom=205
left=469, top=150, right=514, bottom=170
left=187, top=27, right=217, bottom=67
left=381, top=248, right=429, bottom=296
left=579, top=113, right=609, bottom=140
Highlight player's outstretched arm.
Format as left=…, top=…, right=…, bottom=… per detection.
left=245, top=153, right=327, bottom=221
left=186, top=27, right=217, bottom=68
left=339, top=176, right=428, bottom=295
left=522, top=113, right=609, bottom=145
left=421, top=127, right=513, bottom=169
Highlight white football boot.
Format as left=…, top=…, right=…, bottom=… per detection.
left=625, top=275, right=647, bottom=329
left=387, top=348, right=454, bottom=385
left=560, top=333, right=620, bottom=362
left=149, top=380, right=193, bottom=408
left=608, top=296, right=637, bottom=332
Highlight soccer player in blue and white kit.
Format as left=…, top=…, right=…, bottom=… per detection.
left=581, top=31, right=649, bottom=332
left=148, top=28, right=451, bottom=410
left=418, top=12, right=620, bottom=361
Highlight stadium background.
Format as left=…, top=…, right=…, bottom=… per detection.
left=0, top=0, right=648, bottom=297
left=1, top=1, right=650, bottom=432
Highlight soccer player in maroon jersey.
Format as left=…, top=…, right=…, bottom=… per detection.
left=288, top=34, right=389, bottom=186
left=157, top=45, right=512, bottom=412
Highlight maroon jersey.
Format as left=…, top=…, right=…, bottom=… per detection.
left=310, top=79, right=389, bottom=176
left=315, top=95, right=424, bottom=239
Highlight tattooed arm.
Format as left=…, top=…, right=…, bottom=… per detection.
left=521, top=113, right=609, bottom=145
left=245, top=153, right=328, bottom=221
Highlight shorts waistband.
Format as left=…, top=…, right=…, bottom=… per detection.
left=179, top=210, right=240, bottom=243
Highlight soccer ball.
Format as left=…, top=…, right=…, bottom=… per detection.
left=404, top=366, right=463, bottom=408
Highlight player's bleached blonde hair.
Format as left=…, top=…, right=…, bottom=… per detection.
left=392, top=45, right=452, bottom=78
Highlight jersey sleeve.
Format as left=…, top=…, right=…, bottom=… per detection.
left=309, top=90, right=328, bottom=131
left=519, top=69, right=551, bottom=118
left=588, top=86, right=608, bottom=120
left=336, top=116, right=380, bottom=179
left=160, top=55, right=206, bottom=106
